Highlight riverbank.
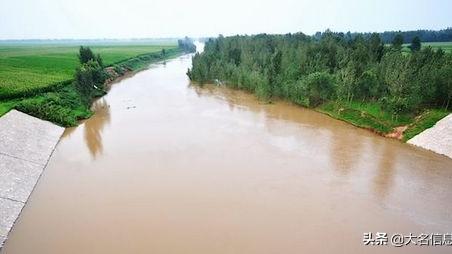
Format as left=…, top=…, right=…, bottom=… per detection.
left=317, top=101, right=450, bottom=141
left=0, top=110, right=64, bottom=249
left=0, top=48, right=185, bottom=126
left=194, top=83, right=451, bottom=143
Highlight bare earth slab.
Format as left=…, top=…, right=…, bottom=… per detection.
left=408, top=113, right=452, bottom=159
left=0, top=110, right=64, bottom=248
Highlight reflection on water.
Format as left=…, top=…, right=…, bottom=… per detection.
left=3, top=55, right=452, bottom=254
left=83, top=99, right=111, bottom=158
left=373, top=139, right=397, bottom=198
left=329, top=127, right=364, bottom=175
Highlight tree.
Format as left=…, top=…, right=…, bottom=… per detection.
left=436, top=65, right=452, bottom=109
left=78, top=46, right=95, bottom=64
left=178, top=37, right=196, bottom=53
left=410, top=36, right=421, bottom=52
left=75, top=60, right=106, bottom=100
left=368, top=33, right=384, bottom=61
left=301, top=72, right=335, bottom=107
left=392, top=34, right=404, bottom=50
left=74, top=47, right=107, bottom=103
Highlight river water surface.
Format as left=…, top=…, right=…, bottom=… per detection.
left=2, top=54, right=452, bottom=254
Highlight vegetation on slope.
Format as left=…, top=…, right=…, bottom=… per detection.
left=188, top=32, right=451, bottom=140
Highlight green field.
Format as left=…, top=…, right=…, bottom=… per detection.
left=0, top=44, right=177, bottom=98
left=402, top=41, right=452, bottom=53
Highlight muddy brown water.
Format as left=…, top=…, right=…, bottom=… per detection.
left=2, top=54, right=452, bottom=254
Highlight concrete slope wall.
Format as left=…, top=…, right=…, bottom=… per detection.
left=408, top=114, right=452, bottom=159
left=0, top=110, right=64, bottom=248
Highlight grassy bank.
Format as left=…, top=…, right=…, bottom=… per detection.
left=317, top=100, right=449, bottom=141
left=0, top=47, right=185, bottom=126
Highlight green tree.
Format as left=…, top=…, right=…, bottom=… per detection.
left=74, top=47, right=106, bottom=104
left=368, top=33, right=384, bottom=61
left=78, top=46, right=96, bottom=64
left=436, top=65, right=452, bottom=109
left=75, top=60, right=106, bottom=100
left=410, top=36, right=421, bottom=52
left=391, top=34, right=404, bottom=50
left=301, top=72, right=335, bottom=107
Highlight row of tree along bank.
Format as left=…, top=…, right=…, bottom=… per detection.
left=16, top=38, right=196, bottom=126
left=188, top=33, right=451, bottom=141
left=313, top=28, right=452, bottom=44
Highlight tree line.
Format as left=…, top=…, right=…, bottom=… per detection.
left=178, top=37, right=197, bottom=53
left=188, top=32, right=452, bottom=115
left=314, top=28, right=452, bottom=44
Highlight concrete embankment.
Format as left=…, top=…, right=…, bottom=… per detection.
left=408, top=113, right=452, bottom=159
left=0, top=110, right=64, bottom=248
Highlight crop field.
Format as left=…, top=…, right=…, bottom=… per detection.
left=0, top=44, right=177, bottom=98
left=422, top=41, right=452, bottom=52
left=402, top=41, right=452, bottom=53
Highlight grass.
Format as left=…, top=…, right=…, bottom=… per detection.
left=402, top=41, right=452, bottom=53
left=403, top=109, right=449, bottom=141
left=0, top=44, right=177, bottom=99
left=0, top=98, right=20, bottom=116
left=317, top=101, right=400, bottom=134
left=317, top=100, right=450, bottom=141
left=14, top=84, right=94, bottom=126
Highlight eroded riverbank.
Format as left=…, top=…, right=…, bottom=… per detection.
left=1, top=54, right=452, bottom=254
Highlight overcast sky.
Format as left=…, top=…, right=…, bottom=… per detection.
left=0, top=0, right=451, bottom=39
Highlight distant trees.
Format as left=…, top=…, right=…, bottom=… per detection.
left=178, top=37, right=196, bottom=53
left=314, top=28, right=452, bottom=44
left=188, top=32, right=452, bottom=115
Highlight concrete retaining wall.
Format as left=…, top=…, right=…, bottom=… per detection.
left=408, top=114, right=452, bottom=159
left=0, top=110, right=64, bottom=248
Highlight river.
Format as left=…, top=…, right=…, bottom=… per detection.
left=1, top=52, right=452, bottom=254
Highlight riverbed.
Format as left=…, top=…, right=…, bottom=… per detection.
left=1, top=54, right=452, bottom=254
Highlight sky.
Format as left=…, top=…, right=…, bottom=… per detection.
left=0, top=0, right=451, bottom=39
